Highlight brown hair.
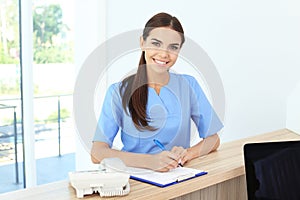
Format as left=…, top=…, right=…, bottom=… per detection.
left=120, top=12, right=185, bottom=131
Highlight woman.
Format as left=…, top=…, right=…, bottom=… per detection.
left=91, top=12, right=223, bottom=172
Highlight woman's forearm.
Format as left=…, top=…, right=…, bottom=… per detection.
left=91, top=142, right=152, bottom=169
left=186, top=133, right=220, bottom=160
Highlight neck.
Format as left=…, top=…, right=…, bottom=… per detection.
left=147, top=71, right=170, bottom=88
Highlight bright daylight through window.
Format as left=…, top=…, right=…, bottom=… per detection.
left=0, top=0, right=75, bottom=193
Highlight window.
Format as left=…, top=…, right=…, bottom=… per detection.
left=0, top=0, right=24, bottom=193
left=0, top=0, right=75, bottom=193
left=32, top=0, right=75, bottom=185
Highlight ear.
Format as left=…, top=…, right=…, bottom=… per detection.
left=140, top=36, right=145, bottom=50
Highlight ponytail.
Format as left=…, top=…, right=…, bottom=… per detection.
left=120, top=52, right=156, bottom=131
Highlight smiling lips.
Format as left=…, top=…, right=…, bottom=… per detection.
left=153, top=58, right=169, bottom=66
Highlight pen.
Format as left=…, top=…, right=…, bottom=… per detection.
left=153, top=139, right=166, bottom=151
left=153, top=139, right=183, bottom=167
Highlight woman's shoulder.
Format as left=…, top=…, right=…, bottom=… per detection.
left=106, top=82, right=120, bottom=91
left=106, top=74, right=135, bottom=97
left=104, top=82, right=123, bottom=98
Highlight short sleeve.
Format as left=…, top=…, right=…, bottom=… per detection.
left=93, top=84, right=122, bottom=147
left=187, top=76, right=224, bottom=138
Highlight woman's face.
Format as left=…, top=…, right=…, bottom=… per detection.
left=140, top=27, right=182, bottom=74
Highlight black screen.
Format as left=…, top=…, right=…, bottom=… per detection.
left=244, top=141, right=300, bottom=200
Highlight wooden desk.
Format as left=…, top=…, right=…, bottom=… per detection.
left=1, top=129, right=299, bottom=200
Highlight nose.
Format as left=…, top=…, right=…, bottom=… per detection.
left=158, top=49, right=169, bottom=58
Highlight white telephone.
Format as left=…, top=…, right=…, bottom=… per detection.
left=69, top=158, right=130, bottom=198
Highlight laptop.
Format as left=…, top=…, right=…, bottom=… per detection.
left=243, top=140, right=300, bottom=200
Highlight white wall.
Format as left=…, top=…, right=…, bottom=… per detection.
left=74, top=0, right=106, bottom=170
left=74, top=0, right=300, bottom=169
left=287, top=81, right=300, bottom=134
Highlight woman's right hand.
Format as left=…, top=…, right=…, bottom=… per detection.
left=149, top=151, right=181, bottom=172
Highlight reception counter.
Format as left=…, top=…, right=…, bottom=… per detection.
left=1, top=129, right=299, bottom=200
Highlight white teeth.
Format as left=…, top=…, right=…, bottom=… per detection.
left=154, top=59, right=167, bottom=65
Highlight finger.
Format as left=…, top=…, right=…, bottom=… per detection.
left=164, top=156, right=179, bottom=169
left=181, top=156, right=187, bottom=165
left=172, top=148, right=187, bottom=162
left=171, top=146, right=184, bottom=155
left=159, top=151, right=178, bottom=163
left=158, top=152, right=178, bottom=168
left=157, top=166, right=170, bottom=172
left=173, top=147, right=188, bottom=161
left=181, top=154, right=190, bottom=165
left=169, top=149, right=187, bottom=167
left=166, top=151, right=180, bottom=161
left=178, top=148, right=187, bottom=157
left=165, top=162, right=177, bottom=170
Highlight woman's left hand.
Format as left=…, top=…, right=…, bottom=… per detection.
left=179, top=134, right=221, bottom=165
left=170, top=146, right=188, bottom=166
left=180, top=148, right=197, bottom=165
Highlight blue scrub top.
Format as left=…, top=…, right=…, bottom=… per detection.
left=93, top=73, right=223, bottom=154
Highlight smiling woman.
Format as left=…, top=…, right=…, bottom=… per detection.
left=91, top=12, right=223, bottom=172
left=119, top=13, right=185, bottom=132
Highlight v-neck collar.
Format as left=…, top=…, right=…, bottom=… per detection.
left=148, top=73, right=173, bottom=96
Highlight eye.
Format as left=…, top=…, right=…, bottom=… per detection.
left=169, top=45, right=179, bottom=51
left=151, top=42, right=160, bottom=47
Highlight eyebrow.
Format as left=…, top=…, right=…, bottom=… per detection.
left=150, top=38, right=180, bottom=46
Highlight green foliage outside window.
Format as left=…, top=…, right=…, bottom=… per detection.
left=0, top=0, right=19, bottom=64
left=0, top=3, right=74, bottom=64
left=33, top=4, right=74, bottom=64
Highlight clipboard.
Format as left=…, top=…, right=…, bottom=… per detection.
left=127, top=166, right=207, bottom=187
